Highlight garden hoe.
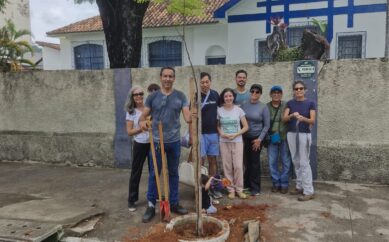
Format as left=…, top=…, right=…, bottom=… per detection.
left=158, top=122, right=170, bottom=222
left=148, top=121, right=165, bottom=222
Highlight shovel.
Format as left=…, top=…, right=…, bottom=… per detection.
left=158, top=122, right=170, bottom=222
left=148, top=121, right=164, bottom=221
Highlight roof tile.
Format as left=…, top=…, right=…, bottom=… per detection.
left=47, top=0, right=228, bottom=35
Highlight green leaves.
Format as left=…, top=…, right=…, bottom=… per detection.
left=136, top=0, right=205, bottom=16
left=311, top=18, right=327, bottom=34
left=0, top=19, right=35, bottom=72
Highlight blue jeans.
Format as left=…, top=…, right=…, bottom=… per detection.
left=147, top=140, right=181, bottom=206
left=268, top=140, right=291, bottom=188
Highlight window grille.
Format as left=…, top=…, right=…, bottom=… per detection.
left=256, top=40, right=272, bottom=63
left=148, top=40, right=182, bottom=67
left=74, top=44, right=104, bottom=70
left=337, top=35, right=362, bottom=59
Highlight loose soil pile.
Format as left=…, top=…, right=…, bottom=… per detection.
left=124, top=203, right=269, bottom=242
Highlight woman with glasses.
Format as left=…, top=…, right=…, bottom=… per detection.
left=217, top=88, right=249, bottom=199
left=283, top=80, right=316, bottom=201
left=125, top=86, right=150, bottom=212
left=241, top=84, right=270, bottom=196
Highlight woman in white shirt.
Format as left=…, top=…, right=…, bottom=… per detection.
left=125, top=86, right=150, bottom=212
left=217, top=88, right=249, bottom=199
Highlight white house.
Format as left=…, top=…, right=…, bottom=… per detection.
left=45, top=0, right=388, bottom=70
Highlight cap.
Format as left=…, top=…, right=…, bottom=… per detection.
left=270, top=85, right=283, bottom=93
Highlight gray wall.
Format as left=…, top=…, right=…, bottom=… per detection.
left=1, top=59, right=388, bottom=183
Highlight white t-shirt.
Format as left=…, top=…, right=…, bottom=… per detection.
left=126, top=109, right=149, bottom=144
left=217, top=105, right=245, bottom=143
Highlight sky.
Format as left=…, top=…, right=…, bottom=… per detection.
left=29, top=0, right=99, bottom=44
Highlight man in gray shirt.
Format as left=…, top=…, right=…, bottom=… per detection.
left=140, top=67, right=191, bottom=223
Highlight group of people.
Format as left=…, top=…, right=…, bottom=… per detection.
left=124, top=67, right=316, bottom=223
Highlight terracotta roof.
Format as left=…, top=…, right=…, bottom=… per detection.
left=35, top=41, right=60, bottom=50
left=47, top=0, right=228, bottom=35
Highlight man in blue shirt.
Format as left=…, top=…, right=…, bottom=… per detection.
left=139, top=67, right=192, bottom=223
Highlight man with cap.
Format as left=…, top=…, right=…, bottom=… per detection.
left=266, top=85, right=291, bottom=194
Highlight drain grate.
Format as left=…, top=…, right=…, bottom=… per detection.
left=0, top=219, right=62, bottom=242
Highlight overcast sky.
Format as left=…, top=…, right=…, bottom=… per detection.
left=30, top=0, right=99, bottom=44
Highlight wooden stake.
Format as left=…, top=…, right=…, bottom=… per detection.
left=189, top=77, right=203, bottom=236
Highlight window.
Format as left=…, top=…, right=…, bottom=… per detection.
left=337, top=35, right=363, bottom=59
left=206, top=56, right=226, bottom=65
left=148, top=40, right=182, bottom=67
left=255, top=40, right=272, bottom=63
left=74, top=44, right=104, bottom=70
left=287, top=25, right=321, bottom=47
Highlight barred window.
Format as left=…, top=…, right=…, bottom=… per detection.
left=206, top=56, right=226, bottom=65
left=256, top=40, right=272, bottom=63
left=148, top=40, right=182, bottom=67
left=74, top=44, right=104, bottom=70
left=287, top=26, right=321, bottom=47
left=337, top=35, right=362, bottom=59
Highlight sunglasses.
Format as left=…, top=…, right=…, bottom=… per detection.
left=250, top=90, right=261, bottom=94
left=133, top=92, right=144, bottom=97
left=294, top=87, right=304, bottom=91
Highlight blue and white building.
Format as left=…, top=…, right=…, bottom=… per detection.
left=43, top=0, right=388, bottom=70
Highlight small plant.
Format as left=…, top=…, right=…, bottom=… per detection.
left=311, top=18, right=327, bottom=34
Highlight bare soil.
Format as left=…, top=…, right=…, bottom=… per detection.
left=124, top=203, right=270, bottom=242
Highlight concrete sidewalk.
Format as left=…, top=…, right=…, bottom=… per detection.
left=0, top=162, right=388, bottom=242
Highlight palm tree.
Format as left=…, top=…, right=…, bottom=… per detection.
left=0, top=19, right=35, bottom=72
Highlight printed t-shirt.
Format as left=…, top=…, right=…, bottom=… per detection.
left=217, top=105, right=245, bottom=143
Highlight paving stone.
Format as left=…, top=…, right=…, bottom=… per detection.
left=0, top=219, right=62, bottom=242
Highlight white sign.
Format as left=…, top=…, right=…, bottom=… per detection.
left=297, top=66, right=316, bottom=74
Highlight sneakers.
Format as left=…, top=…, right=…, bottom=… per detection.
left=271, top=186, right=280, bottom=193
left=280, top=187, right=289, bottom=194
left=170, top=204, right=188, bottom=215
left=298, top=194, right=315, bottom=201
left=250, top=191, right=261, bottom=196
left=211, top=190, right=223, bottom=199
left=228, top=192, right=235, bottom=199
left=289, top=188, right=303, bottom=195
left=128, top=203, right=136, bottom=212
left=236, top=192, right=248, bottom=199
left=142, top=206, right=155, bottom=223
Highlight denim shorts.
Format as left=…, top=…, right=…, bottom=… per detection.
left=201, top=133, right=220, bottom=157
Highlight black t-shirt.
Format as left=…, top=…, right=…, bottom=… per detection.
left=201, top=89, right=219, bottom=134
left=202, top=188, right=211, bottom=209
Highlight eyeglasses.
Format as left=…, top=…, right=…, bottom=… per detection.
left=133, top=92, right=144, bottom=97
left=250, top=90, right=261, bottom=94
left=294, top=87, right=304, bottom=91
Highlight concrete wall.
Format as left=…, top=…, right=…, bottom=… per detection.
left=0, top=70, right=116, bottom=166
left=0, top=59, right=388, bottom=184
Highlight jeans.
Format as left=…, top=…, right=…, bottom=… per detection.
left=147, top=140, right=181, bottom=205
left=267, top=140, right=291, bottom=189
left=128, top=141, right=150, bottom=206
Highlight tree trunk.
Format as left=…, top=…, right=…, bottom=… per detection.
left=385, top=0, right=389, bottom=58
left=96, top=0, right=149, bottom=68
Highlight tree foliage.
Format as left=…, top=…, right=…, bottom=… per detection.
left=0, top=20, right=35, bottom=72
left=75, top=0, right=205, bottom=68
left=0, top=0, right=8, bottom=13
